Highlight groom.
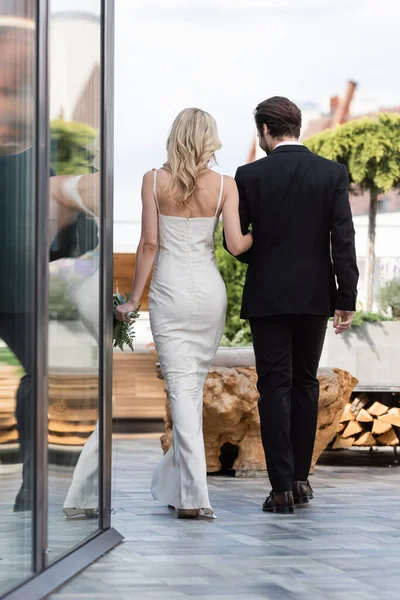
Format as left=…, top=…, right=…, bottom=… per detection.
left=227, top=96, right=359, bottom=514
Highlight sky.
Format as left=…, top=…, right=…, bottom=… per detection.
left=51, top=0, right=400, bottom=248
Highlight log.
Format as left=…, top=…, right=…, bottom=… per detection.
left=372, top=419, right=392, bottom=436
left=368, top=402, right=389, bottom=417
left=356, top=408, right=373, bottom=423
left=332, top=435, right=355, bottom=449
left=342, top=420, right=364, bottom=438
left=49, top=396, right=99, bottom=410
left=48, top=433, right=89, bottom=446
left=48, top=419, right=96, bottom=434
left=161, top=366, right=358, bottom=473
left=340, top=403, right=356, bottom=423
left=48, top=405, right=98, bottom=422
left=378, top=407, right=400, bottom=428
left=353, top=432, right=376, bottom=446
left=0, top=391, right=18, bottom=401
left=0, top=429, right=19, bottom=444
left=377, top=429, right=399, bottom=446
left=0, top=414, right=17, bottom=428
left=311, top=369, right=358, bottom=469
left=337, top=423, right=346, bottom=433
left=351, top=394, right=369, bottom=416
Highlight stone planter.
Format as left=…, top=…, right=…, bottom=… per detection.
left=48, top=320, right=98, bottom=369
left=319, top=321, right=400, bottom=390
left=160, top=347, right=358, bottom=476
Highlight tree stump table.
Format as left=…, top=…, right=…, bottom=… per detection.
left=159, top=362, right=358, bottom=476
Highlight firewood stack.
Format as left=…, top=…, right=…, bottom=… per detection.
left=331, top=394, right=400, bottom=449
left=48, top=371, right=98, bottom=447
left=0, top=368, right=98, bottom=450
left=0, top=366, right=20, bottom=446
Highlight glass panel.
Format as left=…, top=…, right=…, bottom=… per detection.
left=0, top=2, right=36, bottom=593
left=47, top=1, right=101, bottom=563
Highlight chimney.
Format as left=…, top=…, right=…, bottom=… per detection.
left=330, top=96, right=339, bottom=115
left=246, top=133, right=257, bottom=164
left=332, top=80, right=357, bottom=127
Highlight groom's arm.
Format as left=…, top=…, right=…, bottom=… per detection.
left=330, top=165, right=359, bottom=311
left=223, top=167, right=253, bottom=264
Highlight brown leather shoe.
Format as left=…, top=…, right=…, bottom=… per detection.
left=292, top=480, right=313, bottom=505
left=262, top=491, right=294, bottom=514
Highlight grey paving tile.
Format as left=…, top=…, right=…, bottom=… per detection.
left=46, top=439, right=400, bottom=600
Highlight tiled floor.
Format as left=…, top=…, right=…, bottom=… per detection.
left=0, top=458, right=100, bottom=595
left=50, top=438, right=400, bottom=600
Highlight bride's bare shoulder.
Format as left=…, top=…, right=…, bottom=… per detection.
left=142, top=169, right=166, bottom=189
left=142, top=169, right=155, bottom=181
left=222, top=174, right=237, bottom=190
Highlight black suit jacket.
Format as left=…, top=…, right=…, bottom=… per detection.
left=49, top=168, right=99, bottom=262
left=225, top=145, right=359, bottom=319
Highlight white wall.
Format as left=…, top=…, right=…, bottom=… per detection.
left=49, top=12, right=100, bottom=122
left=353, top=212, right=400, bottom=308
left=353, top=212, right=400, bottom=258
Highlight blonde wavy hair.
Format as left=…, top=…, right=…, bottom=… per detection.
left=163, top=108, right=222, bottom=206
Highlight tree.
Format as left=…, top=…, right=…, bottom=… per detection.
left=50, top=119, right=96, bottom=175
left=305, top=114, right=400, bottom=311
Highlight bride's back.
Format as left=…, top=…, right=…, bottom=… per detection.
left=154, top=168, right=223, bottom=219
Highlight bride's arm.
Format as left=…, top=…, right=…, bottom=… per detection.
left=49, top=172, right=100, bottom=216
left=221, top=176, right=253, bottom=256
left=116, top=171, right=158, bottom=321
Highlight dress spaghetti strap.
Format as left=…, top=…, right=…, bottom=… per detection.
left=153, top=169, right=160, bottom=214
left=214, top=173, right=224, bottom=217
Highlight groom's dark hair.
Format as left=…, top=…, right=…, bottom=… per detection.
left=254, top=96, right=302, bottom=139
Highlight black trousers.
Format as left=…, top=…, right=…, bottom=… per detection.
left=0, top=313, right=33, bottom=489
left=249, top=315, right=328, bottom=492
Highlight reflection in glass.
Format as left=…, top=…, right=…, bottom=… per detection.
left=0, top=6, right=36, bottom=594
left=47, top=4, right=101, bottom=563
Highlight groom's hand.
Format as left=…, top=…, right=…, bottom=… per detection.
left=333, top=310, right=354, bottom=335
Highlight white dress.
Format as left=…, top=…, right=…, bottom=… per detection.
left=150, top=170, right=227, bottom=517
left=59, top=175, right=100, bottom=518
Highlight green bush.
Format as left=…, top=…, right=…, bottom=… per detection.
left=0, top=347, right=22, bottom=369
left=215, top=225, right=395, bottom=344
left=50, top=119, right=96, bottom=175
left=215, top=225, right=251, bottom=345
left=304, top=113, right=400, bottom=193
left=379, top=278, right=400, bottom=318
left=48, top=277, right=79, bottom=321
left=350, top=310, right=392, bottom=327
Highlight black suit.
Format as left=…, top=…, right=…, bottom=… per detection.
left=226, top=145, right=358, bottom=492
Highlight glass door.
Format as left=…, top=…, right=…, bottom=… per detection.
left=1, top=1, right=120, bottom=597
left=46, top=1, right=102, bottom=563
left=0, top=2, right=37, bottom=595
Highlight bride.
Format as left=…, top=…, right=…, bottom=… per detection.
left=49, top=161, right=101, bottom=518
left=116, top=108, right=253, bottom=518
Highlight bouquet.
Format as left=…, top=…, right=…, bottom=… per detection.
left=113, top=291, right=140, bottom=351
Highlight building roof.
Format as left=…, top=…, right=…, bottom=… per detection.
left=351, top=189, right=400, bottom=216
left=302, top=104, right=400, bottom=140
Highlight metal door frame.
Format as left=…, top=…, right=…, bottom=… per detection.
left=2, top=1, right=122, bottom=598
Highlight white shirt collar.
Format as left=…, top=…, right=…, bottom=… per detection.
left=274, top=141, right=303, bottom=149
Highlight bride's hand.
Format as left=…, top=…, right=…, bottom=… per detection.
left=115, top=301, right=138, bottom=322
